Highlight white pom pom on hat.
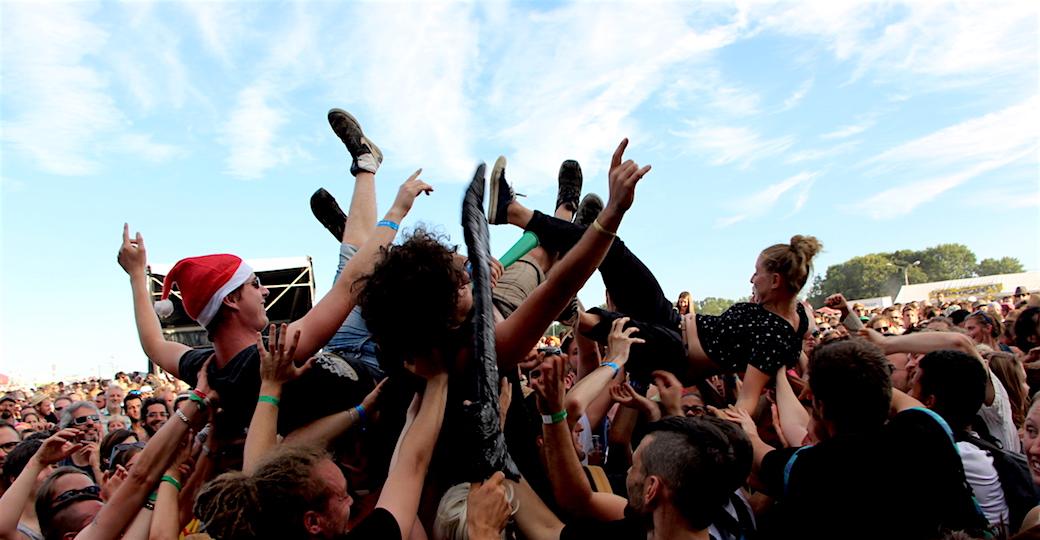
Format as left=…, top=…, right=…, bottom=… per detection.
left=154, top=299, right=175, bottom=318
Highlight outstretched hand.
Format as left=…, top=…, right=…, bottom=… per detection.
left=466, top=471, right=512, bottom=539
left=117, top=223, right=148, bottom=276
left=857, top=327, right=886, bottom=348
left=605, top=138, right=651, bottom=215
left=652, top=370, right=684, bottom=418
left=606, top=317, right=644, bottom=367
left=257, top=323, right=313, bottom=386
left=34, top=428, right=86, bottom=466
left=389, top=169, right=433, bottom=218
left=824, top=293, right=850, bottom=318
left=530, top=354, right=566, bottom=414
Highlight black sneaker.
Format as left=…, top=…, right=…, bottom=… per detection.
left=327, top=109, right=383, bottom=176
left=487, top=156, right=515, bottom=225
left=310, top=188, right=347, bottom=242
left=574, top=193, right=604, bottom=228
left=556, top=160, right=583, bottom=214
left=558, top=297, right=583, bottom=328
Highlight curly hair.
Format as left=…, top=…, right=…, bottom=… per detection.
left=194, top=471, right=261, bottom=540
left=358, top=228, right=468, bottom=372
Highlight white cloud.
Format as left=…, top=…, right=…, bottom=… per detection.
left=779, top=77, right=813, bottom=111
left=673, top=121, right=795, bottom=169
left=116, top=134, right=183, bottom=163
left=822, top=119, right=875, bottom=140
left=180, top=2, right=248, bottom=66
left=785, top=141, right=859, bottom=164
left=662, top=71, right=762, bottom=116
left=221, top=85, right=294, bottom=179
left=716, top=171, right=818, bottom=227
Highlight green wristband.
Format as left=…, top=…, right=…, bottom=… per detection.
left=258, top=395, right=280, bottom=407
left=541, top=410, right=568, bottom=425
left=161, top=474, right=182, bottom=491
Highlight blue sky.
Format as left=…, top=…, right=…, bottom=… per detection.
left=2, top=1, right=1038, bottom=382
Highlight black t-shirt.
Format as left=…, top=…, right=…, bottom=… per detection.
left=179, top=346, right=376, bottom=436
left=696, top=302, right=807, bottom=373
left=759, top=408, right=987, bottom=540
left=560, top=515, right=644, bottom=540
left=337, top=508, right=400, bottom=540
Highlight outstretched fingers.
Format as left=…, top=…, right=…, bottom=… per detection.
left=611, top=138, right=629, bottom=168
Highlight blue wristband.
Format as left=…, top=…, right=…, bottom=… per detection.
left=377, top=220, right=399, bottom=231
left=354, top=404, right=367, bottom=423
left=600, top=361, right=620, bottom=374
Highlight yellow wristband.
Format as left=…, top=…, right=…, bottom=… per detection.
left=590, top=219, right=616, bottom=238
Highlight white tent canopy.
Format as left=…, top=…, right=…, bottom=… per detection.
left=893, top=271, right=1039, bottom=304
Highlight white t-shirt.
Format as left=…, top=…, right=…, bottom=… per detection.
left=957, top=440, right=1010, bottom=527
left=979, top=370, right=1021, bottom=453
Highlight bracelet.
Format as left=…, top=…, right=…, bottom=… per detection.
left=175, top=409, right=191, bottom=425
left=148, top=491, right=158, bottom=503
left=143, top=501, right=155, bottom=511
left=354, top=404, right=367, bottom=423
left=192, top=388, right=208, bottom=401
left=161, top=475, right=182, bottom=491
left=377, top=219, right=399, bottom=231
left=600, top=361, right=620, bottom=375
left=188, top=392, right=207, bottom=410
left=590, top=219, right=616, bottom=238
left=541, top=410, right=568, bottom=425
left=258, top=395, right=280, bottom=407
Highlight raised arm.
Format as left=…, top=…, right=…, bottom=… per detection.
left=859, top=327, right=978, bottom=358
left=564, top=317, right=639, bottom=426
left=714, top=406, right=775, bottom=488
left=118, top=224, right=190, bottom=377
left=288, top=172, right=432, bottom=359
left=0, top=429, right=84, bottom=540
left=283, top=379, right=385, bottom=449
left=774, top=368, right=810, bottom=447
left=532, top=354, right=627, bottom=521
left=496, top=139, right=650, bottom=367
left=243, top=324, right=313, bottom=473
left=377, top=371, right=449, bottom=536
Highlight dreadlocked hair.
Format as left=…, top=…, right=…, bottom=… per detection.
left=357, top=227, right=468, bottom=373
left=194, top=471, right=260, bottom=540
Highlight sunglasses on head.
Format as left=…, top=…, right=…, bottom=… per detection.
left=971, top=311, right=994, bottom=325
left=72, top=414, right=100, bottom=426
left=108, top=441, right=146, bottom=465
left=50, top=485, right=101, bottom=511
left=875, top=326, right=890, bottom=332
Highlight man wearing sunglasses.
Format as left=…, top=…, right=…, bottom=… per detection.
left=56, top=402, right=103, bottom=482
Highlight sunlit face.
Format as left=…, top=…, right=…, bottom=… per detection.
left=68, top=406, right=102, bottom=442
left=750, top=255, right=778, bottom=304
left=93, top=393, right=106, bottom=410
left=37, top=398, right=53, bottom=416
left=1022, top=406, right=1040, bottom=486
left=235, top=274, right=270, bottom=332
left=105, top=387, right=125, bottom=410
left=903, top=310, right=919, bottom=327
left=454, top=270, right=473, bottom=325
left=124, top=398, right=141, bottom=422
left=106, top=418, right=127, bottom=432
left=144, top=404, right=168, bottom=433
left=963, top=318, right=988, bottom=343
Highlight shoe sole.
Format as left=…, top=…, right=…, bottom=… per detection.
left=575, top=193, right=605, bottom=228
left=310, top=188, right=347, bottom=242
left=328, top=108, right=383, bottom=165
left=487, top=155, right=507, bottom=224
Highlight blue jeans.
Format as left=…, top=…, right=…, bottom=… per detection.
left=326, top=243, right=383, bottom=378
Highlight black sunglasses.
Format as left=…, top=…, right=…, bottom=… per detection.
left=108, top=441, right=146, bottom=466
left=72, top=414, right=100, bottom=426
left=1, top=441, right=20, bottom=451
left=51, top=485, right=101, bottom=510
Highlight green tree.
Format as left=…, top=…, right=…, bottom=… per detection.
left=976, top=257, right=1024, bottom=276
left=696, top=297, right=737, bottom=316
left=808, top=253, right=904, bottom=303
left=917, top=243, right=977, bottom=281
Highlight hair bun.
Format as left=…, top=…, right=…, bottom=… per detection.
left=790, top=235, right=822, bottom=262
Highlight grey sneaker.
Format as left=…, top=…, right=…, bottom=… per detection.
left=556, top=160, right=583, bottom=214
left=574, top=193, right=604, bottom=228
left=310, top=188, right=347, bottom=242
left=327, top=108, right=383, bottom=176
left=487, top=156, right=515, bottom=225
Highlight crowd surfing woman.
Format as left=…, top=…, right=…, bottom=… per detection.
left=489, top=174, right=821, bottom=414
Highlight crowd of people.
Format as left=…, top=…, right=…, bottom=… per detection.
left=3, top=108, right=1040, bottom=540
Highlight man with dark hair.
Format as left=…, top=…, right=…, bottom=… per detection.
left=140, top=397, right=169, bottom=439
left=728, top=339, right=987, bottom=539
left=912, top=350, right=1019, bottom=528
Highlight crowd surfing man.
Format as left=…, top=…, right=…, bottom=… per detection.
left=3, top=108, right=1038, bottom=540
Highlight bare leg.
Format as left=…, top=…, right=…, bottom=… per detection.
left=506, top=199, right=535, bottom=229
left=554, top=204, right=574, bottom=222
left=342, top=171, right=376, bottom=246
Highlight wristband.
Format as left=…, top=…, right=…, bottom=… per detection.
left=148, top=491, right=158, bottom=503
left=377, top=220, right=399, bottom=231
left=192, top=388, right=208, bottom=400
left=258, top=395, right=280, bottom=407
left=175, top=409, right=191, bottom=425
left=354, top=404, right=367, bottom=423
left=188, top=392, right=207, bottom=409
left=600, top=361, right=620, bottom=375
left=541, top=410, right=568, bottom=425
left=590, top=219, right=616, bottom=238
left=161, top=475, right=182, bottom=491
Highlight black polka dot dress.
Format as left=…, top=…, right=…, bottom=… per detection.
left=695, top=302, right=808, bottom=373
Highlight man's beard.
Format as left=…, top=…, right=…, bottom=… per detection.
left=0, top=411, right=12, bottom=420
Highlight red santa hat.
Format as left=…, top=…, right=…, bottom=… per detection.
left=153, top=254, right=254, bottom=328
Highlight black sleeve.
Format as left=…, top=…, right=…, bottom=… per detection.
left=342, top=508, right=401, bottom=540
left=759, top=446, right=800, bottom=497
left=177, top=348, right=211, bottom=387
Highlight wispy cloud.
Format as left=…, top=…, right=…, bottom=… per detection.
left=716, top=171, right=819, bottom=227
left=779, top=77, right=813, bottom=112
left=855, top=96, right=1039, bottom=217
left=221, top=85, right=295, bottom=179
left=674, top=121, right=795, bottom=169
left=822, top=118, right=875, bottom=139
left=785, top=141, right=859, bottom=164
left=662, top=71, right=762, bottom=116
left=116, top=134, right=183, bottom=163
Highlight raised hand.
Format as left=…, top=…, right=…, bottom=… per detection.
left=606, top=317, right=645, bottom=367
left=466, top=471, right=512, bottom=540
left=388, top=169, right=433, bottom=218
left=605, top=138, right=651, bottom=215
left=824, top=293, right=850, bottom=318
left=652, top=370, right=684, bottom=418
left=117, top=223, right=148, bottom=276
left=195, top=356, right=219, bottom=403
left=257, top=323, right=312, bottom=387
left=711, top=405, right=757, bottom=437
left=35, top=428, right=86, bottom=465
left=530, top=354, right=567, bottom=414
